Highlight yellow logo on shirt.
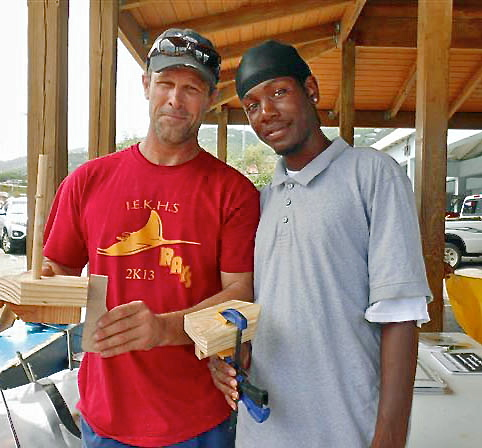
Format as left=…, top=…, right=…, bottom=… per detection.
left=97, top=210, right=199, bottom=287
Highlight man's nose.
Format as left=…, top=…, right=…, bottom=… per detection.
left=168, top=87, right=183, bottom=108
left=260, top=99, right=279, bottom=120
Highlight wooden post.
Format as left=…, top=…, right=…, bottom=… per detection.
left=26, top=0, right=69, bottom=268
left=340, top=39, right=355, bottom=146
left=217, top=105, right=229, bottom=162
left=89, top=0, right=118, bottom=159
left=415, top=0, right=453, bottom=332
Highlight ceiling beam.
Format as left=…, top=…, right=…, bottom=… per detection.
left=118, top=11, right=148, bottom=68
left=210, top=83, right=238, bottom=111
left=361, top=1, right=482, bottom=20
left=386, top=63, right=417, bottom=120
left=204, top=109, right=482, bottom=129
left=355, top=15, right=482, bottom=49
left=150, top=0, right=351, bottom=38
left=448, top=61, right=482, bottom=118
left=218, top=23, right=336, bottom=63
left=338, top=0, right=367, bottom=44
left=121, top=0, right=157, bottom=10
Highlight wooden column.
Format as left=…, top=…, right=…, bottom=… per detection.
left=89, top=0, right=118, bottom=159
left=339, top=39, right=355, bottom=146
left=415, top=0, right=453, bottom=332
left=216, top=105, right=228, bottom=162
left=26, top=0, right=69, bottom=267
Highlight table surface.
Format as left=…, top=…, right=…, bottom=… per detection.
left=408, top=332, right=482, bottom=447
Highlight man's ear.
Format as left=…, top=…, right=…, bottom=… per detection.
left=142, top=72, right=151, bottom=100
left=304, top=75, right=319, bottom=104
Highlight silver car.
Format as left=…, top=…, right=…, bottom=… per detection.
left=0, top=196, right=28, bottom=254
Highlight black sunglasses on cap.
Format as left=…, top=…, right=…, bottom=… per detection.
left=147, top=35, right=221, bottom=82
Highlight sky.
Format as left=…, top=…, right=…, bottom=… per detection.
left=0, top=0, right=149, bottom=161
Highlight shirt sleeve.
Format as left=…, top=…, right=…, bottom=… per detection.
left=43, top=170, right=89, bottom=270
left=367, top=159, right=432, bottom=305
left=365, top=296, right=430, bottom=327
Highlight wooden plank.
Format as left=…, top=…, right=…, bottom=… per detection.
left=89, top=0, right=119, bottom=159
left=339, top=39, right=355, bottom=145
left=414, top=0, right=453, bottom=332
left=386, top=63, right=417, bottom=119
left=31, top=155, right=48, bottom=279
left=118, top=10, right=148, bottom=69
left=7, top=305, right=81, bottom=325
left=26, top=0, right=69, bottom=268
left=355, top=15, right=482, bottom=49
left=216, top=106, right=229, bottom=162
left=218, top=24, right=336, bottom=62
left=184, top=300, right=260, bottom=359
left=448, top=61, right=482, bottom=118
left=338, top=0, right=367, bottom=44
left=151, top=0, right=351, bottom=37
left=211, top=83, right=237, bottom=110
left=203, top=109, right=482, bottom=129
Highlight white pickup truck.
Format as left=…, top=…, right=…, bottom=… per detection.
left=445, top=194, right=482, bottom=268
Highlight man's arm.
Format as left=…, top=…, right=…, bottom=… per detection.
left=371, top=321, right=418, bottom=448
left=93, top=271, right=253, bottom=358
left=43, top=258, right=83, bottom=277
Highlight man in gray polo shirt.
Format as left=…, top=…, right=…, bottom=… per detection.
left=210, top=41, right=431, bottom=447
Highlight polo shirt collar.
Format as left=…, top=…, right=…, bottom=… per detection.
left=271, top=137, right=350, bottom=187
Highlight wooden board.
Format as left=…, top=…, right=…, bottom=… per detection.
left=184, top=300, right=261, bottom=360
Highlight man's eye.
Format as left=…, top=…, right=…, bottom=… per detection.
left=274, top=88, right=287, bottom=97
left=246, top=103, right=258, bottom=113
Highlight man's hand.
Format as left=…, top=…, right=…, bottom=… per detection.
left=209, top=356, right=239, bottom=410
left=208, top=342, right=252, bottom=410
left=94, top=301, right=164, bottom=358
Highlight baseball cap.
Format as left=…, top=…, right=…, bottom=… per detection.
left=236, top=40, right=312, bottom=99
left=146, top=28, right=221, bottom=88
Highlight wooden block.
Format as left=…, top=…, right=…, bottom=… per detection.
left=184, top=300, right=261, bottom=359
left=81, top=274, right=108, bottom=352
left=7, top=304, right=81, bottom=324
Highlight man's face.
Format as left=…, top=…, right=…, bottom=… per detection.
left=143, top=66, right=215, bottom=146
left=241, top=76, right=318, bottom=157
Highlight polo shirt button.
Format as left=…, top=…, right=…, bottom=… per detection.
left=287, top=183, right=294, bottom=190
left=285, top=199, right=291, bottom=206
left=282, top=216, right=289, bottom=223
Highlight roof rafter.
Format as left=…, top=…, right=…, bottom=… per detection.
left=338, top=0, right=367, bottom=45
left=386, top=63, right=417, bottom=120
left=449, top=61, right=482, bottom=118
left=118, top=11, right=148, bottom=68
left=219, top=23, right=336, bottom=63
left=150, top=0, right=351, bottom=38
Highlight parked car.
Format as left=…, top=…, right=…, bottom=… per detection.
left=0, top=196, right=27, bottom=254
left=445, top=194, right=482, bottom=268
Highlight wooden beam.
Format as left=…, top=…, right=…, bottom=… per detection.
left=26, top=0, right=69, bottom=268
left=216, top=106, right=229, bottom=162
left=204, top=109, right=482, bottom=129
left=448, top=61, right=482, bottom=118
left=89, top=0, right=119, bottom=159
left=219, top=69, right=237, bottom=86
left=219, top=24, right=336, bottom=63
left=386, top=62, right=417, bottom=120
left=151, top=0, right=351, bottom=38
left=340, top=39, right=356, bottom=146
left=211, top=83, right=237, bottom=111
left=338, top=0, right=367, bottom=44
left=414, top=0, right=453, bottom=332
left=118, top=10, right=148, bottom=69
left=355, top=15, right=482, bottom=49
left=328, top=91, right=341, bottom=119
left=121, top=0, right=156, bottom=10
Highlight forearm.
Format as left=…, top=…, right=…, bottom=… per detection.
left=44, top=258, right=83, bottom=276
left=372, top=321, right=418, bottom=448
left=158, top=271, right=254, bottom=346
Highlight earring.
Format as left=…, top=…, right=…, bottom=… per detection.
left=311, top=96, right=318, bottom=104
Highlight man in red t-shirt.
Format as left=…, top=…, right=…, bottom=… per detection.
left=42, top=28, right=259, bottom=447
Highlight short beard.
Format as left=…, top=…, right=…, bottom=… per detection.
left=153, top=115, right=200, bottom=146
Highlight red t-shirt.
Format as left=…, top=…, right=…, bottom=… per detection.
left=43, top=145, right=260, bottom=446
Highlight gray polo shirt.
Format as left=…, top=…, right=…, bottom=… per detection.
left=236, top=138, right=431, bottom=447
